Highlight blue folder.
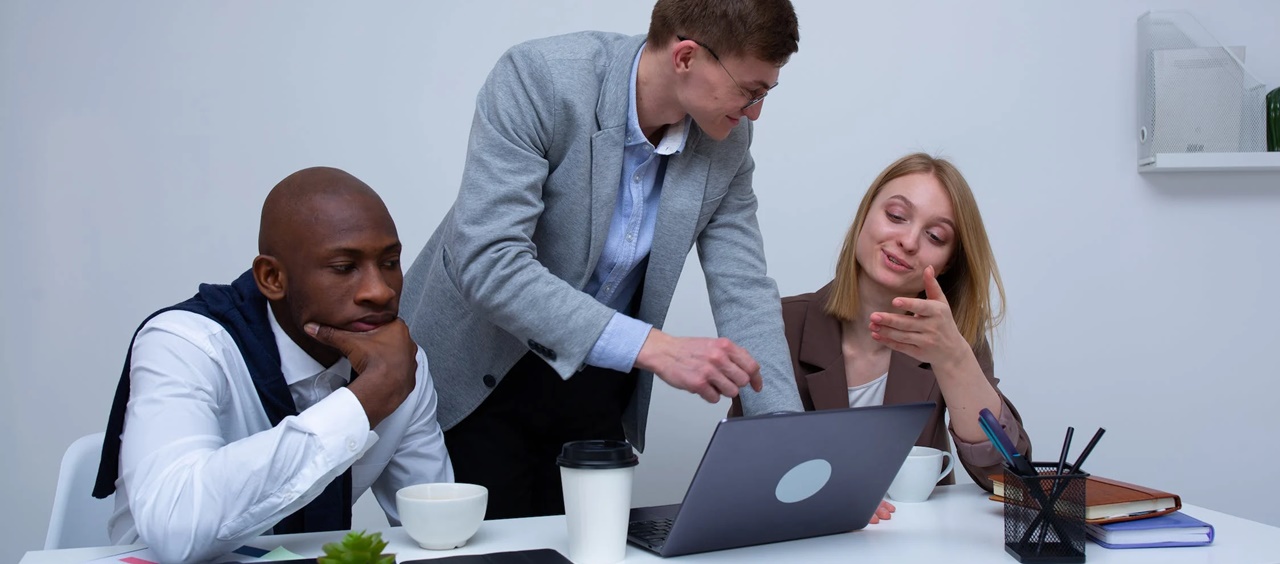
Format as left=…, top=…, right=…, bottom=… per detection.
left=1085, top=511, right=1214, bottom=549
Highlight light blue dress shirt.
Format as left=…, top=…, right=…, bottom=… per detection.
left=583, top=46, right=690, bottom=373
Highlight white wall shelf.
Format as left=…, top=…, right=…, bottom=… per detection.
left=1138, top=152, right=1280, bottom=172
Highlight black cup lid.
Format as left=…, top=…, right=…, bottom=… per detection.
left=557, top=440, right=639, bottom=469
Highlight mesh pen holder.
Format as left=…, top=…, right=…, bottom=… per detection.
left=1003, top=464, right=1088, bottom=563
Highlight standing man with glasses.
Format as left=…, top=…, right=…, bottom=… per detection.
left=401, top=0, right=804, bottom=519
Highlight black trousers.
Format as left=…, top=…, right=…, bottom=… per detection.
left=444, top=352, right=636, bottom=519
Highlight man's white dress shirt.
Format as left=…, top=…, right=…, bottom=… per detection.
left=109, top=307, right=453, bottom=563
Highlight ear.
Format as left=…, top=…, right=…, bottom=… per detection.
left=671, top=38, right=696, bottom=74
left=253, top=255, right=286, bottom=301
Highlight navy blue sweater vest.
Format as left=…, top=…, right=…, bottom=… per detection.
left=93, top=270, right=352, bottom=534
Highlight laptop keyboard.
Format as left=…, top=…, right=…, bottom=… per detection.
left=628, top=517, right=674, bottom=548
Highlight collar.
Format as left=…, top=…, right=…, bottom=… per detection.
left=268, top=306, right=347, bottom=386
left=796, top=283, right=845, bottom=371
left=796, top=283, right=939, bottom=408
left=626, top=42, right=689, bottom=155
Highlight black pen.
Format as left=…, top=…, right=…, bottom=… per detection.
left=1055, top=427, right=1074, bottom=476
left=1035, top=426, right=1076, bottom=552
left=1069, top=427, right=1106, bottom=474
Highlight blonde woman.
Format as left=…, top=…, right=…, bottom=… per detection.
left=733, top=153, right=1031, bottom=499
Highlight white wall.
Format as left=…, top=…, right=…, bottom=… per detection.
left=4, top=1, right=1279, bottom=561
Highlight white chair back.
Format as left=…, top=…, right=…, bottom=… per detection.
left=45, top=432, right=115, bottom=550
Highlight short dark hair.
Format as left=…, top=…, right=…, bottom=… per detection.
left=647, top=0, right=799, bottom=65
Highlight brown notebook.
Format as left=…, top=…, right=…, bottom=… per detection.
left=989, top=474, right=1182, bottom=524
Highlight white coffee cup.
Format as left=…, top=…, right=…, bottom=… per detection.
left=886, top=446, right=954, bottom=503
left=396, top=482, right=488, bottom=550
left=558, top=440, right=639, bottom=564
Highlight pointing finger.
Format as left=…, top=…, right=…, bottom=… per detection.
left=923, top=265, right=948, bottom=305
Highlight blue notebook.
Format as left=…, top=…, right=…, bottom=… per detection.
left=1085, top=511, right=1214, bottom=549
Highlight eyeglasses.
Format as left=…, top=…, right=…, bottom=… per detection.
left=677, top=35, right=777, bottom=111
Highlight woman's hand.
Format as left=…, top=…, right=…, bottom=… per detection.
left=869, top=499, right=896, bottom=524
left=871, top=265, right=1004, bottom=446
left=869, top=265, right=970, bottom=369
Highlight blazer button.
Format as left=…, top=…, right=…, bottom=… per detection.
left=482, top=374, right=497, bottom=388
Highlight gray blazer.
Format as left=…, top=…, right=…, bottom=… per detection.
left=401, top=31, right=802, bottom=450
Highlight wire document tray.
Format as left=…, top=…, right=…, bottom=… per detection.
left=1137, top=11, right=1268, bottom=167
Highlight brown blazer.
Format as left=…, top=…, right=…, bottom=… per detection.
left=731, top=282, right=1032, bottom=491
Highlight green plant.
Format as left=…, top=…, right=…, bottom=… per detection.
left=317, top=530, right=394, bottom=564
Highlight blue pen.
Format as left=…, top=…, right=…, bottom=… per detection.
left=979, top=408, right=1035, bottom=476
left=977, top=417, right=1013, bottom=461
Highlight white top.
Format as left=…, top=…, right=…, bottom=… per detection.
left=31, top=486, right=1280, bottom=564
left=110, top=307, right=453, bottom=563
left=847, top=373, right=888, bottom=408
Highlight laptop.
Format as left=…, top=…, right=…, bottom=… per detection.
left=627, top=402, right=934, bottom=557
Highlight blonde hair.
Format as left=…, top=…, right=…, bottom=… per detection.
left=825, top=153, right=1005, bottom=347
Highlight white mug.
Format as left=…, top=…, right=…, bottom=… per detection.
left=886, top=446, right=954, bottom=503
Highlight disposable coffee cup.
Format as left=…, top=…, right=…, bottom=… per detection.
left=557, top=440, right=639, bottom=564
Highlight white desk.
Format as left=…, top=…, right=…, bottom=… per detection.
left=21, top=485, right=1280, bottom=563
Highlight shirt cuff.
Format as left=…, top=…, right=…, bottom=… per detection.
left=296, top=387, right=375, bottom=464
left=584, top=312, right=652, bottom=373
left=950, top=404, right=1024, bottom=468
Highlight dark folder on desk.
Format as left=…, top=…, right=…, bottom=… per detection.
left=628, top=403, right=934, bottom=557
left=990, top=474, right=1182, bottom=524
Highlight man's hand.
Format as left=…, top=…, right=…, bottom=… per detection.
left=305, top=318, right=418, bottom=428
left=868, top=499, right=896, bottom=524
left=634, top=329, right=763, bottom=403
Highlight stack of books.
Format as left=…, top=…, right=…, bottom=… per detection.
left=1083, top=511, right=1214, bottom=549
left=990, top=474, right=1214, bottom=549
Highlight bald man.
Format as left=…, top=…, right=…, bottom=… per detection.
left=93, top=167, right=452, bottom=563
